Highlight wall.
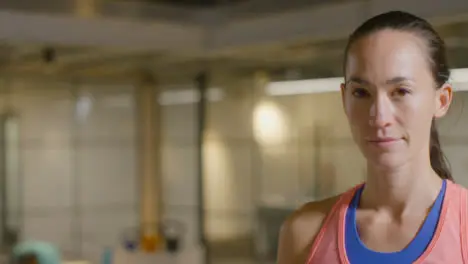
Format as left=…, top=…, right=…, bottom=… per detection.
left=0, top=79, right=138, bottom=262
left=156, top=75, right=257, bottom=244
left=159, top=82, right=200, bottom=248
left=2, top=78, right=204, bottom=262
left=204, top=75, right=256, bottom=242
left=438, top=91, right=468, bottom=186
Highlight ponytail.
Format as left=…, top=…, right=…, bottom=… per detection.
left=430, top=120, right=453, bottom=181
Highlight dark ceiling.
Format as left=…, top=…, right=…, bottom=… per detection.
left=121, top=0, right=251, bottom=7
left=2, top=18, right=468, bottom=81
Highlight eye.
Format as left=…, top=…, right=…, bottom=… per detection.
left=351, top=88, right=370, bottom=98
left=393, top=87, right=411, bottom=97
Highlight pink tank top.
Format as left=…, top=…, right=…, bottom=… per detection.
left=306, top=180, right=468, bottom=263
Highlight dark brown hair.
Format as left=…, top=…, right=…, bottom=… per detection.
left=343, top=11, right=453, bottom=181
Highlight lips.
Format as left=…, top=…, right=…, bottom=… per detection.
left=366, top=137, right=403, bottom=148
left=367, top=137, right=400, bottom=143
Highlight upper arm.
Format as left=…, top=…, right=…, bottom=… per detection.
left=277, top=198, right=337, bottom=264
left=277, top=216, right=297, bottom=264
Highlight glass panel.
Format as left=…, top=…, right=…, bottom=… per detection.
left=4, top=115, right=20, bottom=244
left=204, top=73, right=257, bottom=262
left=75, top=83, right=137, bottom=261
left=10, top=79, right=75, bottom=254
left=160, top=82, right=199, bottom=247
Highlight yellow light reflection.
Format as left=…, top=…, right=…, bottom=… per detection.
left=253, top=101, right=290, bottom=146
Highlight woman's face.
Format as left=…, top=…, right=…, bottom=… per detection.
left=341, top=29, right=452, bottom=169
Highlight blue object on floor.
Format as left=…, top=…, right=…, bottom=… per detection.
left=101, top=247, right=113, bottom=264
left=12, top=240, right=61, bottom=264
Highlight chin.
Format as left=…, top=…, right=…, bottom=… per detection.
left=365, top=150, right=409, bottom=170
left=367, top=153, right=408, bottom=169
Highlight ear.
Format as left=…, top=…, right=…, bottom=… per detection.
left=434, top=83, right=453, bottom=119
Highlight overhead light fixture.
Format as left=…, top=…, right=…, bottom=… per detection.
left=266, top=68, right=468, bottom=96
left=266, top=77, right=342, bottom=96
left=158, top=88, right=224, bottom=105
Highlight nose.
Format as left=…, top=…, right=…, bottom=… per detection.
left=369, top=94, right=394, bottom=128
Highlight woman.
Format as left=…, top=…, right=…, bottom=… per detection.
left=277, top=11, right=467, bottom=264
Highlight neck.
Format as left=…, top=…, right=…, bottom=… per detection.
left=361, top=154, right=443, bottom=215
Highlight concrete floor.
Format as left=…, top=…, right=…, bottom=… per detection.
left=112, top=247, right=274, bottom=264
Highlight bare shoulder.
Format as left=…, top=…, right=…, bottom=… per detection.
left=285, top=195, right=340, bottom=233
left=277, top=195, right=340, bottom=264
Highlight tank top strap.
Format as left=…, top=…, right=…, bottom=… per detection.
left=458, top=181, right=468, bottom=263
left=307, top=183, right=364, bottom=262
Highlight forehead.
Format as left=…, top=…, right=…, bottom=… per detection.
left=345, top=29, right=432, bottom=82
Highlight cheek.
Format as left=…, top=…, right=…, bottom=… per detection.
left=346, top=98, right=369, bottom=120
left=401, top=103, right=433, bottom=137
left=398, top=95, right=434, bottom=126
left=345, top=100, right=371, bottom=132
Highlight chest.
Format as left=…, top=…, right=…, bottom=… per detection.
left=355, top=212, right=428, bottom=252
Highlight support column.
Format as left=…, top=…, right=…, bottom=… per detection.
left=195, top=72, right=211, bottom=264
left=196, top=72, right=209, bottom=263
left=136, top=73, right=163, bottom=252
left=252, top=70, right=270, bottom=259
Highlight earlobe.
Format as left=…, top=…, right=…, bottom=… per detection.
left=434, top=83, right=453, bottom=118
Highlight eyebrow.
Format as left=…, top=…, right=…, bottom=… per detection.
left=346, top=76, right=414, bottom=85
left=346, top=77, right=369, bottom=85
